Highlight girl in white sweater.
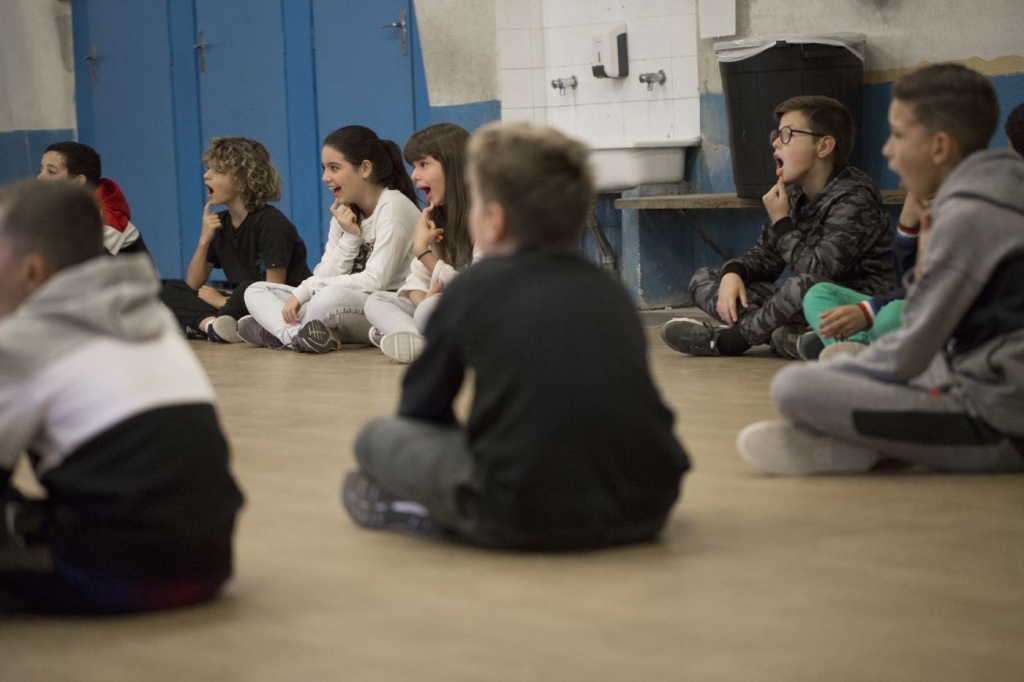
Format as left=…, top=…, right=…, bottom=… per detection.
left=364, top=124, right=479, bottom=362
left=239, top=126, right=421, bottom=353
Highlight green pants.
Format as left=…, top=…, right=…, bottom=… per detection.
left=802, top=282, right=905, bottom=346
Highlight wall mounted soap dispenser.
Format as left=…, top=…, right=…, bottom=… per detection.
left=592, top=24, right=628, bottom=78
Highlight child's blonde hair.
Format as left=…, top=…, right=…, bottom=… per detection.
left=468, top=122, right=593, bottom=249
left=202, top=137, right=281, bottom=211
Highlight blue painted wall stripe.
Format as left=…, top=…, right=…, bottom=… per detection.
left=282, top=0, right=322, bottom=261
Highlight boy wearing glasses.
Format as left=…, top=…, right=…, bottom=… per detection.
left=738, top=64, right=1024, bottom=476
left=662, top=96, right=892, bottom=358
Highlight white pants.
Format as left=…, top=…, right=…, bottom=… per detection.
left=363, top=291, right=440, bottom=336
left=244, top=282, right=372, bottom=345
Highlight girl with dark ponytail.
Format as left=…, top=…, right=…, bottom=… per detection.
left=240, top=125, right=421, bottom=353
left=364, top=123, right=480, bottom=363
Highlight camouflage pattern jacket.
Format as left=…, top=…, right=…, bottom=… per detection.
left=722, top=165, right=895, bottom=296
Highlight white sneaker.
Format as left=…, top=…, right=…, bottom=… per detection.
left=368, top=326, right=384, bottom=347
left=736, top=420, right=880, bottom=475
left=819, top=341, right=868, bottom=361
left=206, top=316, right=242, bottom=344
left=380, top=331, right=426, bottom=364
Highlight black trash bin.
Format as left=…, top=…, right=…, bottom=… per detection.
left=716, top=33, right=866, bottom=199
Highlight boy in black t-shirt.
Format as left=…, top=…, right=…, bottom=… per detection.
left=343, top=123, right=691, bottom=550
left=159, top=137, right=311, bottom=343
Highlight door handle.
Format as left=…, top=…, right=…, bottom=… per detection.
left=194, top=31, right=207, bottom=74
left=380, top=8, right=407, bottom=56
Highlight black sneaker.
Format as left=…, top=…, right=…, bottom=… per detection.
left=660, top=317, right=722, bottom=356
left=341, top=471, right=442, bottom=535
left=770, top=324, right=807, bottom=360
left=797, top=331, right=825, bottom=360
left=183, top=325, right=207, bottom=341
left=294, top=320, right=339, bottom=354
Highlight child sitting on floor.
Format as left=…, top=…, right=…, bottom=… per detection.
left=38, top=141, right=150, bottom=257
left=160, top=137, right=311, bottom=344
left=0, top=180, right=243, bottom=613
left=364, top=123, right=479, bottom=364
left=738, top=64, right=1024, bottom=476
left=661, top=96, right=892, bottom=359
left=342, top=122, right=690, bottom=549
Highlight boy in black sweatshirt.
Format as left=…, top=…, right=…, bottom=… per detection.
left=343, top=122, right=690, bottom=549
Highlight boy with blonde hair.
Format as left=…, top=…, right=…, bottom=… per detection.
left=343, top=123, right=690, bottom=549
left=739, top=64, right=1024, bottom=475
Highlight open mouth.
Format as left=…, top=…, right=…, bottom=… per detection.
left=774, top=154, right=784, bottom=178
left=205, top=184, right=214, bottom=197
left=419, top=185, right=432, bottom=202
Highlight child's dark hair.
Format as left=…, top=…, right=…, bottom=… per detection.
left=323, top=126, right=418, bottom=212
left=44, top=141, right=102, bottom=186
left=403, top=123, right=472, bottom=268
left=202, top=137, right=282, bottom=211
left=1005, top=102, right=1024, bottom=153
left=773, top=96, right=855, bottom=166
left=468, top=122, right=593, bottom=250
left=0, top=180, right=103, bottom=271
left=893, top=63, right=999, bottom=158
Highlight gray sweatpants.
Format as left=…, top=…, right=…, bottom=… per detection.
left=354, top=417, right=482, bottom=539
left=689, top=267, right=824, bottom=345
left=770, top=357, right=1024, bottom=472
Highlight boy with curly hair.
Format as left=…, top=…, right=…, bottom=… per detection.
left=738, top=64, right=1024, bottom=476
left=160, top=137, right=311, bottom=343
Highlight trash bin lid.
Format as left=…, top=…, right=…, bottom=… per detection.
left=714, top=33, right=867, bottom=63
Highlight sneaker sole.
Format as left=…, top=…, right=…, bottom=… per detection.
left=295, top=320, right=339, bottom=354
left=341, top=471, right=440, bottom=534
left=380, top=331, right=425, bottom=364
left=208, top=316, right=242, bottom=344
left=737, top=421, right=879, bottom=476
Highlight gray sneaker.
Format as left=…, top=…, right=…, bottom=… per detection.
left=797, top=331, right=825, bottom=360
left=294, top=319, right=339, bottom=354
left=737, top=420, right=880, bottom=475
left=770, top=324, right=807, bottom=360
left=341, top=471, right=442, bottom=535
left=206, top=316, right=242, bottom=344
left=660, top=317, right=722, bottom=356
left=237, top=315, right=282, bottom=348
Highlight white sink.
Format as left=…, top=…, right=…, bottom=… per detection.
left=589, top=139, right=700, bottom=192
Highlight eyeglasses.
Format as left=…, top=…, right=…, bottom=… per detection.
left=770, top=126, right=824, bottom=145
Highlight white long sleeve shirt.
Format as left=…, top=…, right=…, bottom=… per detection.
left=397, top=244, right=485, bottom=297
left=292, top=189, right=420, bottom=304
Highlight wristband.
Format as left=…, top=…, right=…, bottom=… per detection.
left=415, top=249, right=431, bottom=260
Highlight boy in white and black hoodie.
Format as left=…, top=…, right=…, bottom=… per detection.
left=738, top=64, right=1024, bottom=475
left=0, top=180, right=243, bottom=613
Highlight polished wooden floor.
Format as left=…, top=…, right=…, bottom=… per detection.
left=3, top=312, right=1023, bottom=681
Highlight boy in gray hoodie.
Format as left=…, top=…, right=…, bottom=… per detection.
left=0, top=180, right=243, bottom=612
left=737, top=63, right=1024, bottom=475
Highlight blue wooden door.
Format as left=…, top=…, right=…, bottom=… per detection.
left=193, top=0, right=292, bottom=218
left=312, top=0, right=418, bottom=239
left=73, top=0, right=183, bottom=278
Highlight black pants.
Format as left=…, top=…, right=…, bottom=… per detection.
left=159, top=280, right=253, bottom=332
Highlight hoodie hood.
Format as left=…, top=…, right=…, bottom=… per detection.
left=0, top=255, right=170, bottom=379
left=96, top=178, right=131, bottom=230
left=935, top=149, right=1024, bottom=217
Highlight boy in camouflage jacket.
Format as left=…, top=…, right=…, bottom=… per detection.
left=662, top=96, right=893, bottom=358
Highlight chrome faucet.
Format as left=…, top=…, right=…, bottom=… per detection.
left=639, top=70, right=667, bottom=91
left=551, top=75, right=578, bottom=96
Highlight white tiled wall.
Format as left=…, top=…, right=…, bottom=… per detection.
left=496, top=0, right=699, bottom=147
